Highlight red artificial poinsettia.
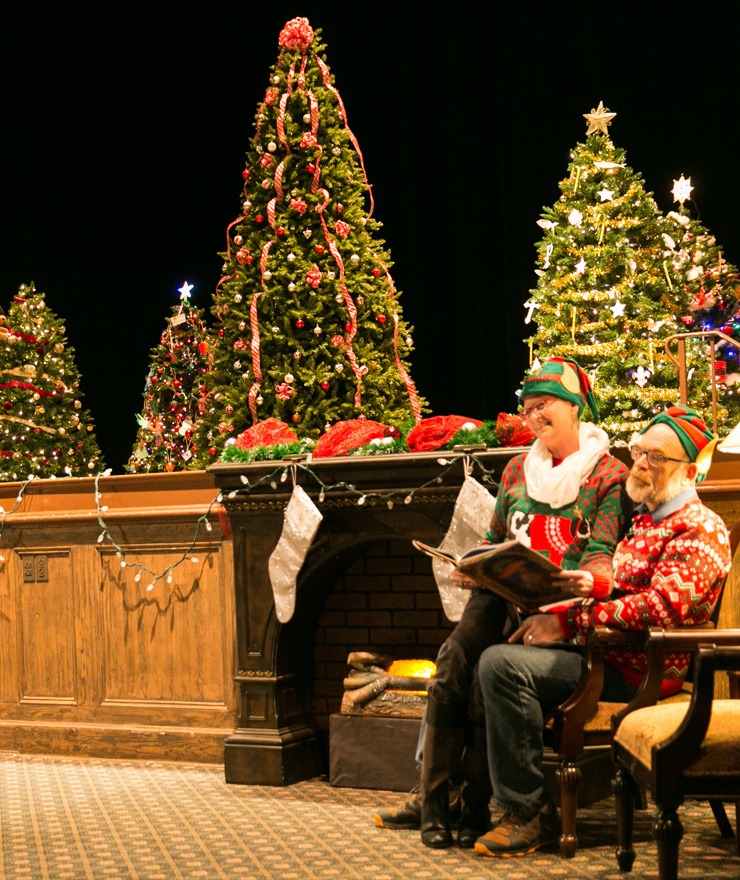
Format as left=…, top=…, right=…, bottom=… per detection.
left=235, top=418, right=298, bottom=450
left=313, top=419, right=393, bottom=458
left=405, top=415, right=484, bottom=452
left=495, top=412, right=535, bottom=447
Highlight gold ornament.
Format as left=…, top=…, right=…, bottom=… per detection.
left=671, top=174, right=693, bottom=206
left=583, top=101, right=616, bottom=136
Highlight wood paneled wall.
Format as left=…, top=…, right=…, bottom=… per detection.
left=0, top=472, right=236, bottom=763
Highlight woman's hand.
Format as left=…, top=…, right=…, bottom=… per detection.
left=551, top=568, right=594, bottom=597
left=509, top=613, right=565, bottom=645
left=450, top=569, right=478, bottom=590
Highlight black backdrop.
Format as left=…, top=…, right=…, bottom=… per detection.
left=2, top=2, right=738, bottom=471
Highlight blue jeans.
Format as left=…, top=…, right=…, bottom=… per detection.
left=478, top=641, right=637, bottom=818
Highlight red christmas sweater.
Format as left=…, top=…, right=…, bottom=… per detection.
left=557, top=493, right=732, bottom=696
left=486, top=451, right=630, bottom=597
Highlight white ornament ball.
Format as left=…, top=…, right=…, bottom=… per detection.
left=313, top=325, right=322, bottom=335
left=287, top=252, right=296, bottom=262
left=303, top=113, right=311, bottom=123
left=350, top=254, right=360, bottom=264
left=267, top=141, right=277, bottom=153
left=288, top=282, right=296, bottom=292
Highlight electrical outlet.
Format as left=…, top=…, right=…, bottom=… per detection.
left=23, top=557, right=36, bottom=583
left=35, top=555, right=48, bottom=582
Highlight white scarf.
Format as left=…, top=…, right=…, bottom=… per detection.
left=523, top=422, right=610, bottom=509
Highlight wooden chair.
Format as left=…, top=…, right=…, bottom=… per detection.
left=611, top=628, right=740, bottom=880
left=543, top=518, right=740, bottom=858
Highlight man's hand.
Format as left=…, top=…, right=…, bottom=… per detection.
left=509, top=613, right=565, bottom=645
left=551, top=568, right=594, bottom=597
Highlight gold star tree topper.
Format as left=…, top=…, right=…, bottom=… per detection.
left=672, top=174, right=694, bottom=205
left=584, top=101, right=616, bottom=136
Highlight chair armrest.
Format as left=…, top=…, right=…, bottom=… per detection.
left=550, top=627, right=647, bottom=755
left=612, top=626, right=740, bottom=732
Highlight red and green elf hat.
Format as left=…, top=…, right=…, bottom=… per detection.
left=639, top=404, right=718, bottom=482
left=520, top=357, right=599, bottom=422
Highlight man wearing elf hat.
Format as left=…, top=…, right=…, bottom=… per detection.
left=473, top=404, right=732, bottom=858
left=376, top=357, right=631, bottom=849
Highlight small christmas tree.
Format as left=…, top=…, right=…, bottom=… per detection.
left=663, top=176, right=740, bottom=433
left=127, top=282, right=214, bottom=472
left=524, top=103, right=690, bottom=439
left=193, top=17, right=424, bottom=466
left=0, top=283, right=105, bottom=480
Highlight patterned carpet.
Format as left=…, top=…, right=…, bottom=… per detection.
left=0, top=752, right=738, bottom=880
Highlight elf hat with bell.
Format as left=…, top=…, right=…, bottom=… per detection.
left=520, top=357, right=599, bottom=422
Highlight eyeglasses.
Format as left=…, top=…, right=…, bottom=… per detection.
left=520, top=399, right=555, bottom=420
left=629, top=445, right=690, bottom=468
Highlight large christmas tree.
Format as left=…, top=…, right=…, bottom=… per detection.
left=127, top=282, right=214, bottom=473
left=663, top=175, right=740, bottom=433
left=524, top=103, right=692, bottom=439
left=192, top=17, right=424, bottom=466
left=0, top=283, right=104, bottom=480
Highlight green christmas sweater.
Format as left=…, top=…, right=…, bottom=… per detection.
left=486, top=452, right=630, bottom=597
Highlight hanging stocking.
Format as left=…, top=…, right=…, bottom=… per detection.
left=433, top=473, right=496, bottom=622
left=268, top=483, right=323, bottom=622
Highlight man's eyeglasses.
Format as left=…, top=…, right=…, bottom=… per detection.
left=520, top=399, right=555, bottom=420
left=629, top=445, right=690, bottom=468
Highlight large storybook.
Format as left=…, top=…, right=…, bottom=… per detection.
left=412, top=538, right=572, bottom=613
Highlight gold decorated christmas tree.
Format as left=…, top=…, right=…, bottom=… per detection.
left=0, top=283, right=105, bottom=480
left=524, top=103, right=693, bottom=439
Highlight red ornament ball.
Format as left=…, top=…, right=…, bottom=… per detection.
left=320, top=380, right=330, bottom=391
left=198, top=341, right=209, bottom=355
left=344, top=323, right=352, bottom=332
left=242, top=169, right=250, bottom=181
left=295, top=319, right=305, bottom=329
left=376, top=314, right=387, bottom=324
left=2, top=401, right=11, bottom=410
left=306, top=163, right=315, bottom=174
left=371, top=268, right=381, bottom=277
left=255, top=213, right=264, bottom=224
left=315, top=244, right=325, bottom=254
left=276, top=227, right=286, bottom=237
left=336, top=203, right=344, bottom=213
left=209, top=447, right=217, bottom=456
left=292, top=413, right=301, bottom=423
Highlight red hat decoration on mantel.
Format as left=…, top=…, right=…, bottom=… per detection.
left=405, top=415, right=484, bottom=453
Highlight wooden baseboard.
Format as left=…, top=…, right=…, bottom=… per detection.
left=0, top=719, right=230, bottom=764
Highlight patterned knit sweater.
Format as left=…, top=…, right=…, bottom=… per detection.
left=558, top=496, right=732, bottom=696
left=486, top=451, right=630, bottom=597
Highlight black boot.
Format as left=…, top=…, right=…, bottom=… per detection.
left=419, top=696, right=467, bottom=849
left=456, top=726, right=493, bottom=849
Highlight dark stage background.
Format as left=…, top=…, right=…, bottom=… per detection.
left=2, top=3, right=739, bottom=472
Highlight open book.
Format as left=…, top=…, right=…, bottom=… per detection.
left=412, top=538, right=572, bottom=613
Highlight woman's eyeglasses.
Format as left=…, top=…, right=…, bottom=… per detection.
left=520, top=399, right=555, bottom=420
left=629, top=445, right=690, bottom=468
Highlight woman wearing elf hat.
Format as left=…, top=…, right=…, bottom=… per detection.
left=374, top=356, right=631, bottom=850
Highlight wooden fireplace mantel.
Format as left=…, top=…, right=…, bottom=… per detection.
left=209, top=447, right=739, bottom=786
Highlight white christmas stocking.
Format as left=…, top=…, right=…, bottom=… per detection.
left=433, top=474, right=496, bottom=622
left=268, top=483, right=323, bottom=623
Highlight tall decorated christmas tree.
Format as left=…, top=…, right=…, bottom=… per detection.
left=523, top=103, right=691, bottom=440
left=663, top=175, right=740, bottom=433
left=192, top=17, right=424, bottom=466
left=0, top=283, right=105, bottom=480
left=127, top=282, right=214, bottom=473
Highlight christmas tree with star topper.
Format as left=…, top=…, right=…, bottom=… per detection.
left=0, top=283, right=105, bottom=480
left=191, top=16, right=425, bottom=466
left=523, top=102, right=694, bottom=439
left=662, top=175, right=740, bottom=433
left=126, top=282, right=214, bottom=473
